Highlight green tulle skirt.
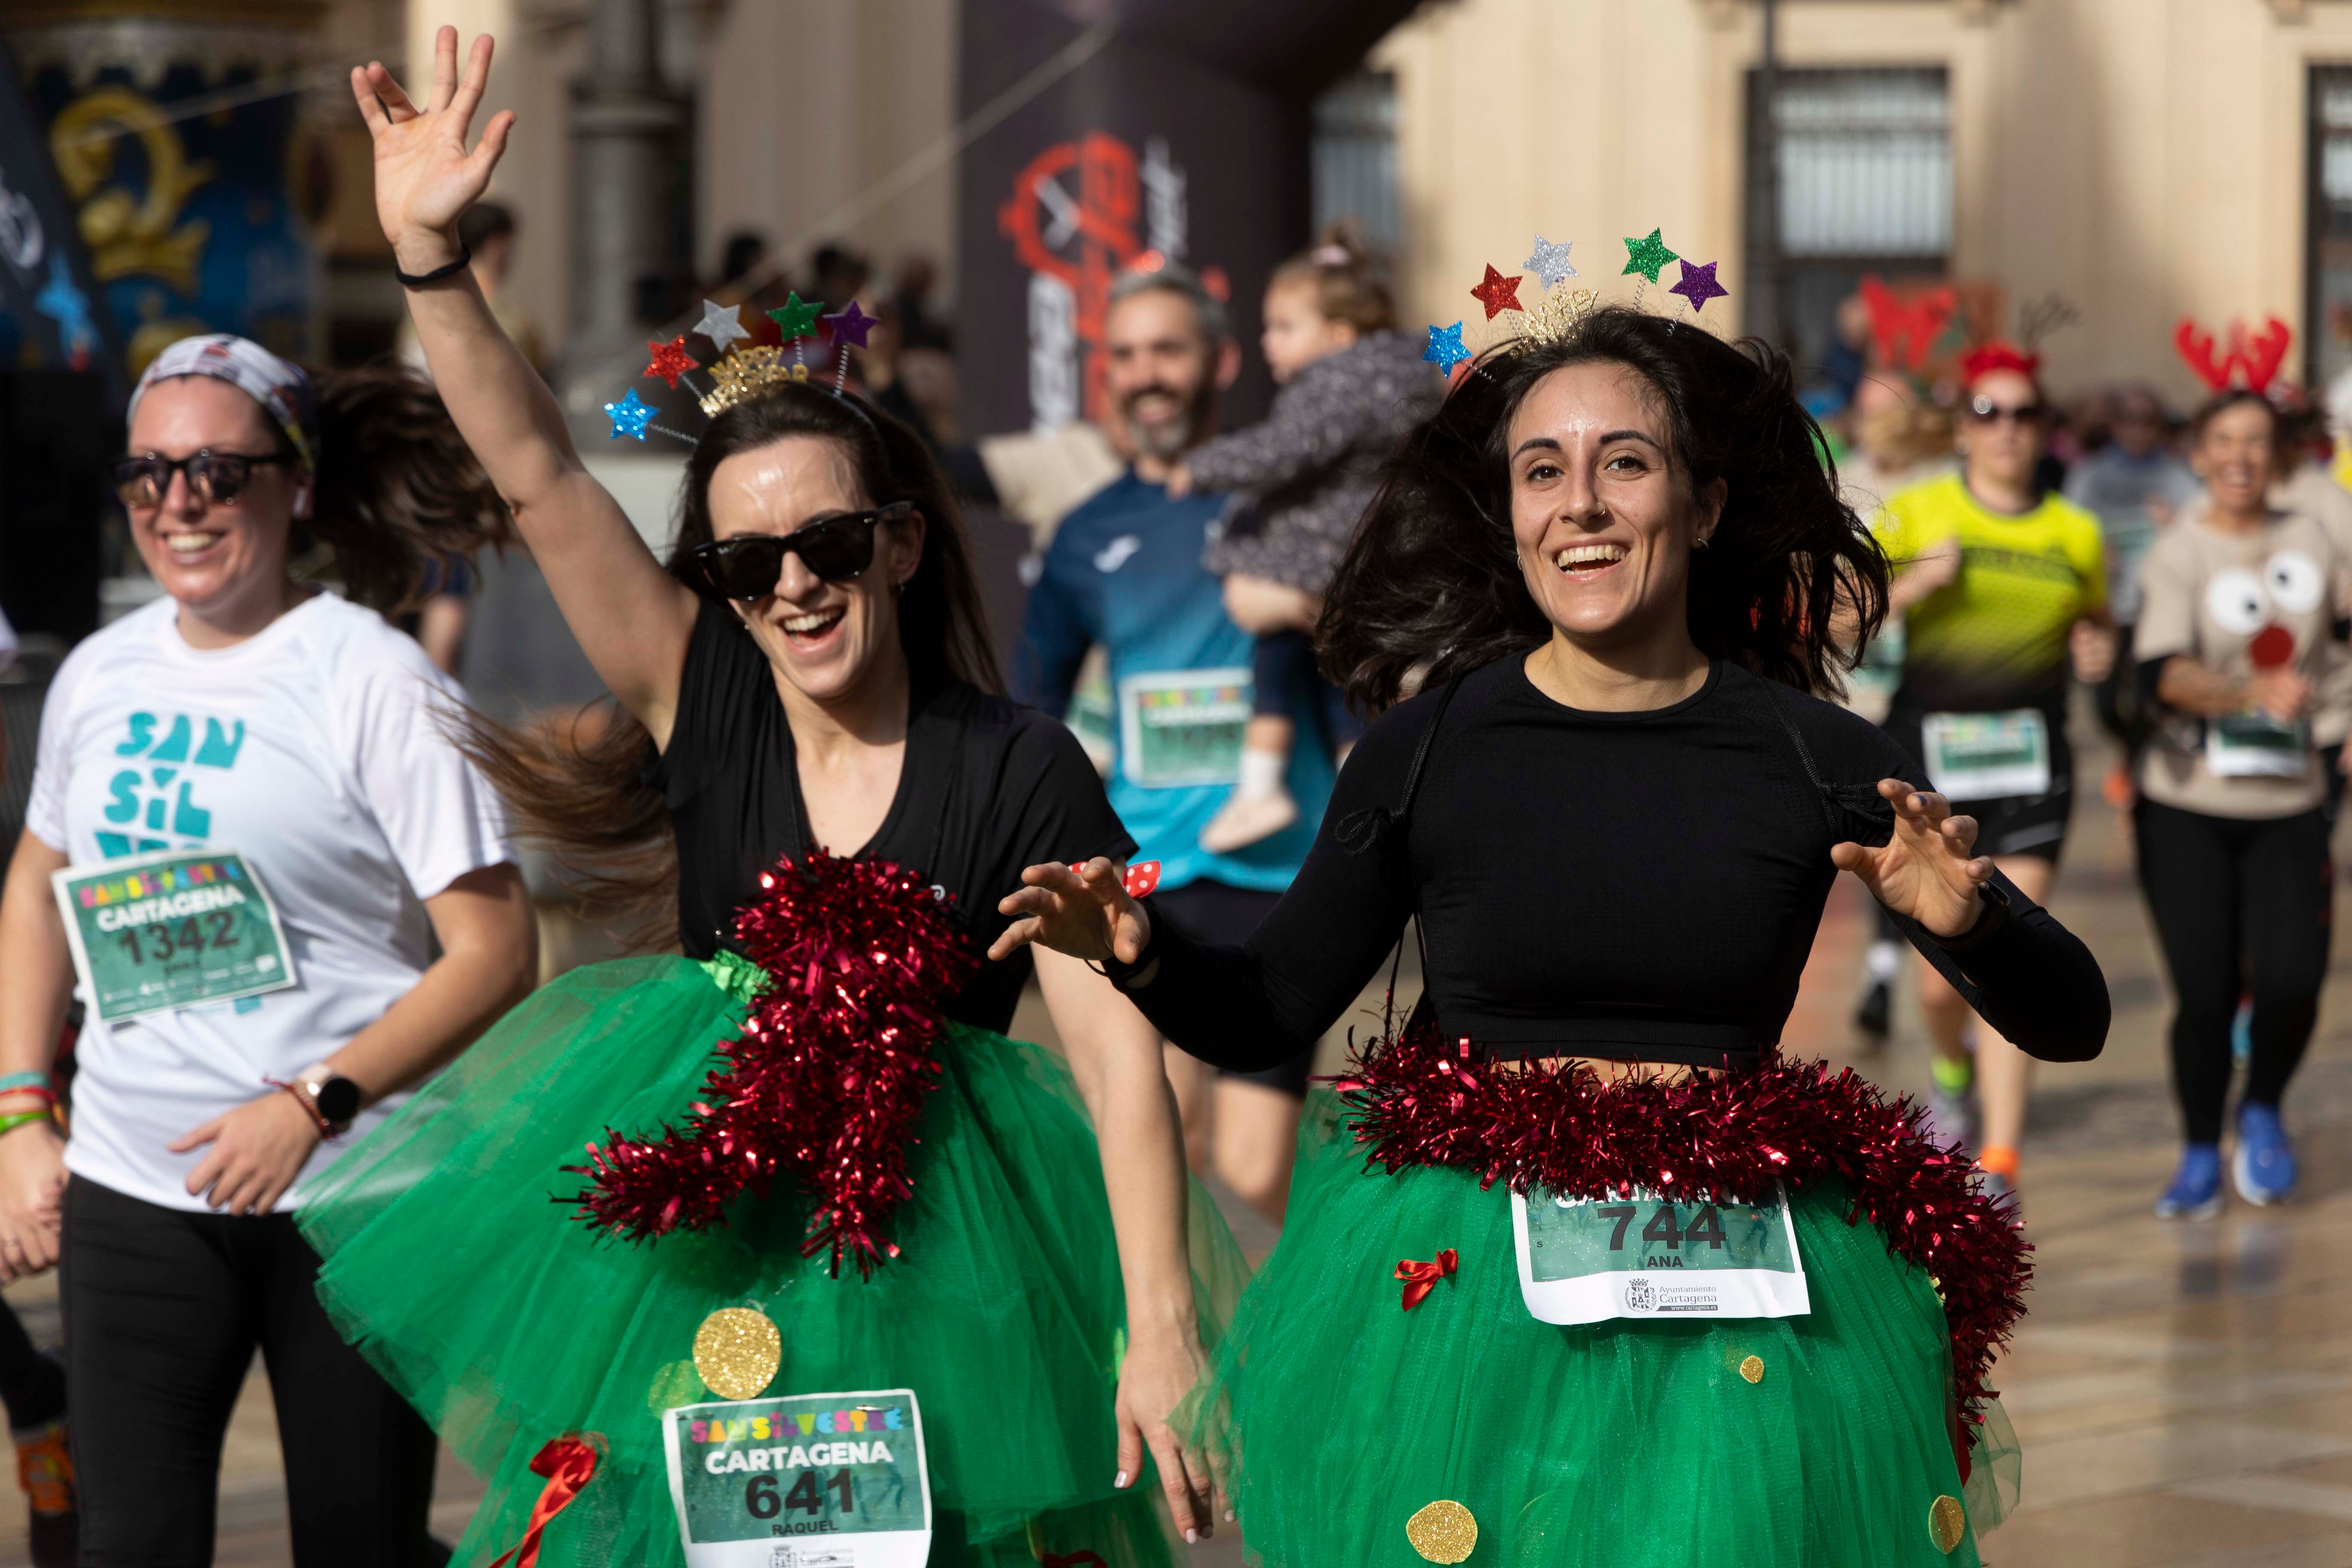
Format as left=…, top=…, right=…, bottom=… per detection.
left=298, top=954, right=1246, bottom=1568
left=1184, top=1091, right=2019, bottom=1568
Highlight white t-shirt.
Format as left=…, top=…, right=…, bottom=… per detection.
left=26, top=592, right=515, bottom=1212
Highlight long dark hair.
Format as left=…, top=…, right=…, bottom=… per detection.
left=303, top=363, right=514, bottom=607
left=460, top=383, right=1000, bottom=949
left=1319, top=306, right=1889, bottom=708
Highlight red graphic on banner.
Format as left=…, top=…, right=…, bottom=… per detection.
left=999, top=132, right=1145, bottom=425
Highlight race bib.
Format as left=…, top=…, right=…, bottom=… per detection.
left=50, top=848, right=297, bottom=1024
left=2206, top=711, right=2312, bottom=779
left=1921, top=709, right=2052, bottom=800
left=1511, top=1185, right=1810, bottom=1325
left=1117, top=667, right=1250, bottom=790
left=662, top=1389, right=931, bottom=1568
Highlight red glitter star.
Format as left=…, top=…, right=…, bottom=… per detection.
left=1470, top=263, right=1524, bottom=320
left=643, top=335, right=696, bottom=388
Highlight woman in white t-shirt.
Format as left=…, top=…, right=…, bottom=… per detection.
left=0, top=334, right=537, bottom=1561
left=2137, top=389, right=2347, bottom=1220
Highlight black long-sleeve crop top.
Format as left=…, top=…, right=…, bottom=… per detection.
left=1117, top=658, right=2110, bottom=1071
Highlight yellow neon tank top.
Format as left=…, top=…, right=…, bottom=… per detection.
left=1872, top=472, right=2107, bottom=710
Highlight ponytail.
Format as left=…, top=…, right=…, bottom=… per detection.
left=305, top=363, right=514, bottom=610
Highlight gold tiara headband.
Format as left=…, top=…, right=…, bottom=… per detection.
left=601, top=291, right=883, bottom=444
left=1420, top=230, right=1730, bottom=377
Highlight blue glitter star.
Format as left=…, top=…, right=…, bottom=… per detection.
left=1525, top=235, right=1577, bottom=288
left=1669, top=259, right=1730, bottom=313
left=1422, top=320, right=1471, bottom=374
left=603, top=387, right=654, bottom=441
left=33, top=255, right=95, bottom=361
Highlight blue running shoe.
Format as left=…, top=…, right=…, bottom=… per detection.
left=2155, top=1144, right=2223, bottom=1219
left=2233, top=1103, right=2297, bottom=1205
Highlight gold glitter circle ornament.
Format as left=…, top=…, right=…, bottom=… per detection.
left=1406, top=1499, right=1478, bottom=1564
left=1738, top=1354, right=1765, bottom=1384
left=692, top=1308, right=781, bottom=1401
left=1927, top=1494, right=1967, bottom=1554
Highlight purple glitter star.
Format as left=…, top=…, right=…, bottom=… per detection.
left=1669, top=259, right=1729, bottom=313
left=822, top=300, right=880, bottom=349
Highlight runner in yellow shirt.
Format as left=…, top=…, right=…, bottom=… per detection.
left=1874, top=344, right=2114, bottom=1206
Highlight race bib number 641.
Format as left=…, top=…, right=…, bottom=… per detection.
left=662, top=1389, right=931, bottom=1568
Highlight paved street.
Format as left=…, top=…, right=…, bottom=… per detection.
left=6, top=749, right=2352, bottom=1566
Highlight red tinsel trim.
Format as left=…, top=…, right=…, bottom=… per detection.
left=1335, top=1026, right=2030, bottom=1424
left=565, top=851, right=975, bottom=1276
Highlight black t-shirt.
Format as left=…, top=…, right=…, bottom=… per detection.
left=1124, top=657, right=2109, bottom=1070
left=651, top=601, right=1133, bottom=1033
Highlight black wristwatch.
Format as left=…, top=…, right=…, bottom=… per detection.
left=294, top=1064, right=363, bottom=1136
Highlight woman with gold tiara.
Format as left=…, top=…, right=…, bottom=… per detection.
left=997, top=272, right=2110, bottom=1565
left=298, top=28, right=1241, bottom=1566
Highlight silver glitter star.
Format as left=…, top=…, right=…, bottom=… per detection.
left=693, top=298, right=750, bottom=351
left=1525, top=235, right=1577, bottom=289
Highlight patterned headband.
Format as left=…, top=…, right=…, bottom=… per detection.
left=128, top=334, right=319, bottom=471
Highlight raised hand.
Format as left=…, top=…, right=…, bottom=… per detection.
left=1829, top=780, right=1992, bottom=940
left=989, top=857, right=1152, bottom=966
left=349, top=26, right=514, bottom=272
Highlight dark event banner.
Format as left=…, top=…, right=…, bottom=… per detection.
left=956, top=0, right=1412, bottom=440
left=0, top=33, right=124, bottom=409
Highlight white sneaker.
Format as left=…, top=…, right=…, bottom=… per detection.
left=1199, top=788, right=1299, bottom=854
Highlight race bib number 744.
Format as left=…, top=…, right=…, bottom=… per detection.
left=662, top=1389, right=931, bottom=1568
left=1511, top=1185, right=1810, bottom=1325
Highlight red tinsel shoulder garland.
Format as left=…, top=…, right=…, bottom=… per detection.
left=1335, top=1025, right=2030, bottom=1424
left=565, top=850, right=976, bottom=1276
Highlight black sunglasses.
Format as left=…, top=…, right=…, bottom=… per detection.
left=110, top=450, right=296, bottom=508
left=1966, top=396, right=2047, bottom=427
left=691, top=502, right=913, bottom=600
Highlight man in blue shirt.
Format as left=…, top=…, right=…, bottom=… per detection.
left=1016, top=264, right=1335, bottom=1222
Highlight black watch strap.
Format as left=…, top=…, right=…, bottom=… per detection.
left=395, top=242, right=472, bottom=288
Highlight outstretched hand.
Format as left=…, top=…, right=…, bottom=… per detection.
left=350, top=26, right=514, bottom=270
left=1829, top=780, right=1993, bottom=940
left=989, top=858, right=1152, bottom=965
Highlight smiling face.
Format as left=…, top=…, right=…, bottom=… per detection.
left=705, top=434, right=925, bottom=707
left=123, top=376, right=307, bottom=625
left=1507, top=361, right=1724, bottom=653
left=2193, top=398, right=2277, bottom=517
left=1105, top=286, right=1218, bottom=462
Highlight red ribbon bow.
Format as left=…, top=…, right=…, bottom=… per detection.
left=1394, top=1247, right=1458, bottom=1311
left=487, top=1435, right=602, bottom=1568
left=1123, top=860, right=1161, bottom=899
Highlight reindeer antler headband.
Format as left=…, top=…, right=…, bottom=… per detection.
left=2174, top=314, right=2293, bottom=397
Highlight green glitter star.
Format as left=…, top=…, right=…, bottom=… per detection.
left=1620, top=229, right=1679, bottom=284
left=767, top=291, right=822, bottom=338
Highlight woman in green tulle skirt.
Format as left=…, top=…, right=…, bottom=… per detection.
left=313, top=34, right=1244, bottom=1564
left=995, top=305, right=2111, bottom=1566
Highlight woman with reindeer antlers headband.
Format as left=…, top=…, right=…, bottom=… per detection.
left=1868, top=340, right=2116, bottom=1209
left=297, top=30, right=1242, bottom=1568
left=996, top=243, right=2109, bottom=1567
left=2136, top=329, right=2351, bottom=1217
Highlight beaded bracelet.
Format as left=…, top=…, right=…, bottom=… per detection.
left=0, top=1111, right=51, bottom=1139
left=0, top=1071, right=48, bottom=1096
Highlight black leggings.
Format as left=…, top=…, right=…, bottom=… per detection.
left=0, top=1294, right=64, bottom=1431
left=2134, top=800, right=2333, bottom=1144
left=61, top=1175, right=439, bottom=1566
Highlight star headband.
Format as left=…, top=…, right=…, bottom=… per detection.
left=601, top=294, right=882, bottom=444
left=1422, top=228, right=1731, bottom=377
left=2174, top=314, right=2292, bottom=396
